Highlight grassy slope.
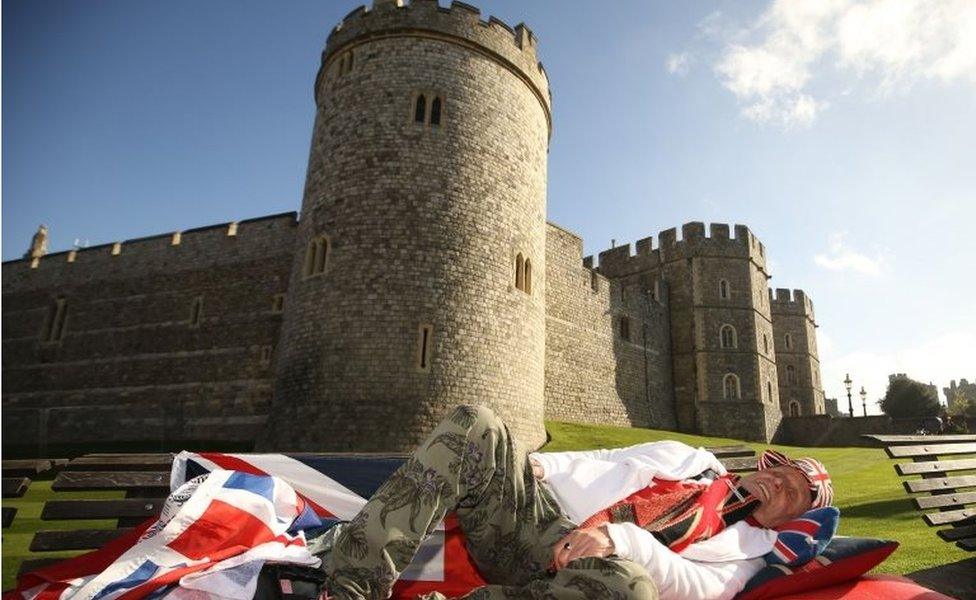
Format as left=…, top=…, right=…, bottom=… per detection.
left=2, top=421, right=969, bottom=590
left=543, top=421, right=971, bottom=576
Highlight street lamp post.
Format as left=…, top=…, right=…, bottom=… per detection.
left=860, top=386, right=867, bottom=417
left=844, top=373, right=854, bottom=418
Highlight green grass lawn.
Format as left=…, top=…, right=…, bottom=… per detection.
left=2, top=420, right=970, bottom=590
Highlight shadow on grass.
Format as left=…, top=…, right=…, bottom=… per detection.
left=840, top=497, right=915, bottom=519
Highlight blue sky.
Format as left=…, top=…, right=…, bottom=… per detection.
left=4, top=0, right=975, bottom=411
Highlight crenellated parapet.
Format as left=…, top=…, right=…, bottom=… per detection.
left=592, top=222, right=769, bottom=278
left=1, top=212, right=298, bottom=289
left=769, top=288, right=816, bottom=321
left=320, top=0, right=550, bottom=116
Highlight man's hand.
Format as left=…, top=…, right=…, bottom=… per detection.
left=529, top=457, right=545, bottom=480
left=551, top=526, right=615, bottom=570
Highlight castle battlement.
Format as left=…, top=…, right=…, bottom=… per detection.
left=322, top=0, right=550, bottom=109
left=2, top=213, right=298, bottom=287
left=769, top=287, right=816, bottom=319
left=591, top=222, right=768, bottom=277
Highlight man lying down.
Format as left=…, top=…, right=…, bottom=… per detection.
left=316, top=405, right=834, bottom=600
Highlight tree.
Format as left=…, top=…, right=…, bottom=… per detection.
left=878, top=375, right=941, bottom=419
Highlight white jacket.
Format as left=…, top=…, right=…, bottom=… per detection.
left=530, top=441, right=775, bottom=600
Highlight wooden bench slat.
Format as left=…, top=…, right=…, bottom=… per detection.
left=924, top=507, right=976, bottom=526
left=42, top=498, right=166, bottom=520
left=866, top=434, right=976, bottom=445
left=3, top=476, right=31, bottom=498
left=886, top=442, right=976, bottom=459
left=53, top=471, right=170, bottom=492
left=904, top=474, right=976, bottom=493
left=2, top=506, right=17, bottom=527
left=718, top=456, right=758, bottom=472
left=18, top=558, right=65, bottom=576
left=959, top=537, right=976, bottom=551
left=939, top=524, right=976, bottom=541
left=30, top=528, right=133, bottom=552
left=704, top=445, right=755, bottom=459
left=2, top=460, right=53, bottom=478
left=914, top=491, right=976, bottom=510
left=897, top=458, right=976, bottom=475
left=66, top=455, right=174, bottom=471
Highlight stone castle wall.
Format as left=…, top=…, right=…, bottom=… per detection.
left=771, top=288, right=825, bottom=416
left=544, top=223, right=676, bottom=429
left=1, top=214, right=297, bottom=453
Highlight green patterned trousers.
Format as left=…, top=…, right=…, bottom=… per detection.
left=320, top=405, right=659, bottom=600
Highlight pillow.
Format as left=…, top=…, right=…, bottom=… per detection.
left=736, top=537, right=899, bottom=600
left=765, top=506, right=839, bottom=567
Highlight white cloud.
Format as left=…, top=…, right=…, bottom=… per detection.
left=666, top=53, right=692, bottom=76
left=813, top=231, right=888, bottom=276
left=706, top=0, right=976, bottom=127
left=819, top=329, right=976, bottom=413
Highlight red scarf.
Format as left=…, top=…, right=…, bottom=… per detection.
left=579, top=474, right=760, bottom=553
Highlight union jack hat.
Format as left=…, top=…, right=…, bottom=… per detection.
left=757, top=449, right=834, bottom=509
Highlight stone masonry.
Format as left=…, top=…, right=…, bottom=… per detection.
left=1, top=0, right=826, bottom=454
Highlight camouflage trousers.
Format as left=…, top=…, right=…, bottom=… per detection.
left=320, top=405, right=658, bottom=600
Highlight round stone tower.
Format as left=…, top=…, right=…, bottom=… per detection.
left=261, top=0, right=551, bottom=451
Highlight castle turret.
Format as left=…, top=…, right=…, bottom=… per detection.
left=596, top=222, right=781, bottom=442
left=262, top=0, right=552, bottom=451
left=771, top=288, right=825, bottom=416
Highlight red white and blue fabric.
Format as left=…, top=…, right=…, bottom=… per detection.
left=757, top=450, right=834, bottom=509
left=9, top=469, right=320, bottom=600
left=766, top=506, right=839, bottom=567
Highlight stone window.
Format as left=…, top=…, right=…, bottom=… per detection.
left=271, top=294, right=285, bottom=313
left=412, top=93, right=445, bottom=127
left=337, top=50, right=353, bottom=77
left=417, top=324, right=434, bottom=372
left=763, top=333, right=769, bottom=354
left=767, top=381, right=774, bottom=403
left=514, top=253, right=531, bottom=294
left=789, top=401, right=801, bottom=417
left=43, top=297, right=69, bottom=343
left=787, top=365, right=797, bottom=385
left=414, top=94, right=427, bottom=124
left=720, top=324, right=737, bottom=349
left=785, top=333, right=793, bottom=350
left=619, top=316, right=631, bottom=341
left=723, top=374, right=740, bottom=400
left=719, top=279, right=730, bottom=300
left=190, top=297, right=203, bottom=328
left=260, top=345, right=273, bottom=364
left=303, top=236, right=329, bottom=278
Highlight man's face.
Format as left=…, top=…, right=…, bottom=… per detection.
left=740, top=465, right=812, bottom=528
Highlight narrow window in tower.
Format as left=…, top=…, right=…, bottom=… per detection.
left=787, top=365, right=797, bottom=385
left=619, top=316, right=631, bottom=341
left=785, top=333, right=793, bottom=350
left=346, top=51, right=353, bottom=73
left=417, top=324, right=434, bottom=371
left=414, top=95, right=427, bottom=124
left=43, top=297, right=68, bottom=343
left=314, top=237, right=328, bottom=274
left=260, top=345, right=273, bottom=364
left=723, top=374, right=740, bottom=400
left=190, top=297, right=203, bottom=328
left=790, top=401, right=800, bottom=416
left=767, top=381, right=774, bottom=403
left=719, top=279, right=729, bottom=300
left=430, top=97, right=442, bottom=126
left=523, top=258, right=532, bottom=294
left=763, top=333, right=769, bottom=354
left=515, top=253, right=525, bottom=291
left=271, top=294, right=285, bottom=314
left=720, top=324, right=737, bottom=349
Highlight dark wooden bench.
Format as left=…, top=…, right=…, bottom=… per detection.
left=864, top=434, right=976, bottom=552
left=2, top=459, right=68, bottom=528
left=14, top=445, right=759, bottom=577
